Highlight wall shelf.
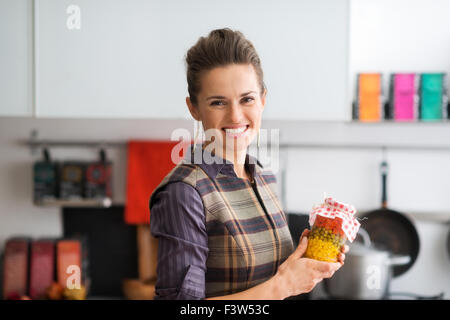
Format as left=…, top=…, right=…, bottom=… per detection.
left=34, top=197, right=113, bottom=208
left=25, top=130, right=450, bottom=153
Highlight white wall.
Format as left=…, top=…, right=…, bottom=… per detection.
left=1, top=117, right=449, bottom=298
left=0, top=0, right=33, bottom=116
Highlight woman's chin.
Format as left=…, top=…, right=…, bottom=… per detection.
left=222, top=138, right=251, bottom=153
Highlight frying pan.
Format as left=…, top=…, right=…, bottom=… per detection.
left=359, top=161, right=420, bottom=277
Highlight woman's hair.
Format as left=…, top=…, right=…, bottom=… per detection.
left=185, top=28, right=266, bottom=106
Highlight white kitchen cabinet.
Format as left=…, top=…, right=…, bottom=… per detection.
left=0, top=0, right=33, bottom=117
left=35, top=0, right=349, bottom=120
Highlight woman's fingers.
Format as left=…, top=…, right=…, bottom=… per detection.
left=338, top=253, right=345, bottom=265
left=299, top=229, right=310, bottom=242
left=341, top=245, right=349, bottom=253
left=293, top=229, right=310, bottom=259
left=337, top=245, right=349, bottom=265
left=291, top=236, right=309, bottom=259
left=311, top=260, right=341, bottom=274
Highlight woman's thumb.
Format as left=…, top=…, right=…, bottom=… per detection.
left=292, top=235, right=308, bottom=259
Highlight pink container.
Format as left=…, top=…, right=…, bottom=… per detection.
left=394, top=74, right=416, bottom=121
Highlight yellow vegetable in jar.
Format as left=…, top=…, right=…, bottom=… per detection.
left=304, top=216, right=346, bottom=262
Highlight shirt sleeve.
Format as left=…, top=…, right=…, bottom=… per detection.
left=149, top=182, right=208, bottom=300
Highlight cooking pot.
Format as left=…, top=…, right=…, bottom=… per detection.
left=324, top=228, right=410, bottom=299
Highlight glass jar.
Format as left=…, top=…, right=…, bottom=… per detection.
left=304, top=215, right=347, bottom=262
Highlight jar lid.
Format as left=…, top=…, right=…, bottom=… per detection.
left=309, top=196, right=361, bottom=242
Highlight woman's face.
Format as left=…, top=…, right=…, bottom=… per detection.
left=186, top=63, right=266, bottom=157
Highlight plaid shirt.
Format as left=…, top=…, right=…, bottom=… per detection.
left=149, top=145, right=294, bottom=299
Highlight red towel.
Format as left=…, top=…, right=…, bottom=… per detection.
left=125, top=140, right=186, bottom=224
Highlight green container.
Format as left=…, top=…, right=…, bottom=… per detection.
left=33, top=161, right=58, bottom=202
left=420, top=73, right=444, bottom=121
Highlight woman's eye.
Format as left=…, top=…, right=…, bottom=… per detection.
left=210, top=100, right=225, bottom=106
left=210, top=97, right=254, bottom=106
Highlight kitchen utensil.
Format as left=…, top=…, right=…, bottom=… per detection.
left=33, top=148, right=59, bottom=203
left=122, top=279, right=155, bottom=300
left=85, top=149, right=113, bottom=199
left=324, top=228, right=410, bottom=299
left=358, top=160, right=420, bottom=277
left=60, top=162, right=85, bottom=199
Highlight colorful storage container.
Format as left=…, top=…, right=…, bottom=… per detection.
left=390, top=73, right=419, bottom=122
left=356, top=73, right=383, bottom=122
left=420, top=73, right=447, bottom=121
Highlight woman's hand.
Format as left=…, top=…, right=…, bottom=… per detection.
left=338, top=243, right=349, bottom=265
left=273, top=229, right=345, bottom=299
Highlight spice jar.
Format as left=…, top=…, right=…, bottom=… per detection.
left=304, top=196, right=360, bottom=263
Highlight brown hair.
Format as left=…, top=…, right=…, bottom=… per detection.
left=185, top=28, right=266, bottom=107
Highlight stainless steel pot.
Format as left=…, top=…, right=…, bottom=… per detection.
left=324, top=228, right=410, bottom=299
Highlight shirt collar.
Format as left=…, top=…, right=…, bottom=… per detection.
left=184, top=143, right=263, bottom=181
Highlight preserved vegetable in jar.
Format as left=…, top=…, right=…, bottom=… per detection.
left=304, top=196, right=360, bottom=262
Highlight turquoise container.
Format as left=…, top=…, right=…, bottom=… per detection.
left=420, top=73, right=444, bottom=121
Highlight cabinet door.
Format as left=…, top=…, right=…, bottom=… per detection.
left=0, top=0, right=32, bottom=117
left=256, top=0, right=349, bottom=121
left=36, top=0, right=190, bottom=119
left=36, top=0, right=349, bottom=120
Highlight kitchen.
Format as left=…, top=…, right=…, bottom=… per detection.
left=1, top=0, right=450, bottom=302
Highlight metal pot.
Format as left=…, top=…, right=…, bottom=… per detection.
left=324, top=228, right=410, bottom=299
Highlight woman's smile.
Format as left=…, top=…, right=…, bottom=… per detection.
left=222, top=124, right=250, bottom=138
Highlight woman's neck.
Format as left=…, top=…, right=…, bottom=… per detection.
left=202, top=142, right=250, bottom=181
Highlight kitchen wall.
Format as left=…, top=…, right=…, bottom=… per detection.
left=1, top=117, right=449, bottom=298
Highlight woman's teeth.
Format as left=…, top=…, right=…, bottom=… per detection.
left=222, top=125, right=249, bottom=137
left=224, top=126, right=246, bottom=134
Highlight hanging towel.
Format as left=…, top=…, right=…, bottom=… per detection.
left=125, top=140, right=185, bottom=225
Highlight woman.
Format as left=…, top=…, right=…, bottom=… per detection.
left=149, top=28, right=347, bottom=300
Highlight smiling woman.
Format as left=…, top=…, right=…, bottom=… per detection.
left=186, top=63, right=264, bottom=176
left=149, top=28, right=346, bottom=300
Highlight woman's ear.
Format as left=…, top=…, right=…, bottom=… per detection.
left=186, top=96, right=201, bottom=121
left=261, top=88, right=267, bottom=110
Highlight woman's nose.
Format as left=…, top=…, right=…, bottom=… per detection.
left=228, top=102, right=244, bottom=122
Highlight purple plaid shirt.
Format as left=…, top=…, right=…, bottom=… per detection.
left=149, top=148, right=260, bottom=300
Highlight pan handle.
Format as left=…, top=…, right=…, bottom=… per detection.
left=380, top=161, right=388, bottom=209
left=387, top=254, right=411, bottom=266
left=357, top=227, right=372, bottom=248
